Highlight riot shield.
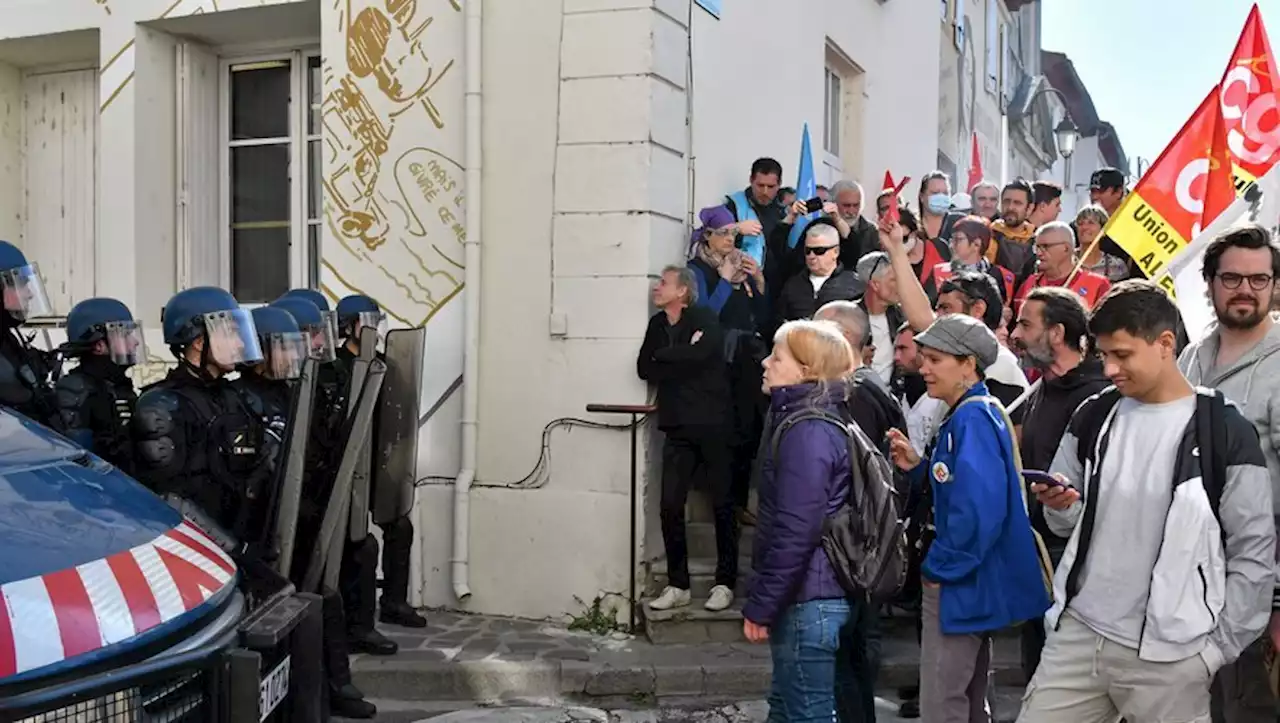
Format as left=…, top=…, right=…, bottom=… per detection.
left=346, top=326, right=380, bottom=543
left=372, top=325, right=424, bottom=525
left=273, top=357, right=318, bottom=579
left=300, top=358, right=386, bottom=594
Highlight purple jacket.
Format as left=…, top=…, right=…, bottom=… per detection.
left=743, top=382, right=852, bottom=626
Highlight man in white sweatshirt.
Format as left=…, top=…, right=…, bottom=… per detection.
left=1021, top=280, right=1276, bottom=723
left=1179, top=224, right=1280, bottom=722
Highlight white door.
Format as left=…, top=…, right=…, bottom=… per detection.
left=23, top=69, right=97, bottom=313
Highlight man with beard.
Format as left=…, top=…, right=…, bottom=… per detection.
left=829, top=179, right=880, bottom=266
left=1008, top=285, right=1109, bottom=681
left=986, top=178, right=1039, bottom=285
left=1178, top=224, right=1280, bottom=723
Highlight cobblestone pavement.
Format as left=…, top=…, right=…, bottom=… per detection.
left=352, top=609, right=1023, bottom=708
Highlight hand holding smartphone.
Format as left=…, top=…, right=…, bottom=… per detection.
left=803, top=197, right=824, bottom=214
left=1022, top=470, right=1065, bottom=488
left=1025, top=470, right=1080, bottom=510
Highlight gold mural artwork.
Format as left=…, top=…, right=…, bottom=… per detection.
left=320, top=0, right=465, bottom=328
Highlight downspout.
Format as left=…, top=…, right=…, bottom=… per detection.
left=452, top=0, right=482, bottom=602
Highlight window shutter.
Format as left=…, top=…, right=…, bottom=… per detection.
left=175, top=41, right=221, bottom=289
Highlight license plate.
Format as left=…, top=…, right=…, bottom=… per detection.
left=259, top=655, right=291, bottom=721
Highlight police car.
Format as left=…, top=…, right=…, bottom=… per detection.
left=0, top=409, right=319, bottom=722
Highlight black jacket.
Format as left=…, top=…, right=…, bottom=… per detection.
left=843, top=369, right=907, bottom=457
left=839, top=216, right=881, bottom=270
left=637, top=304, right=730, bottom=431
left=776, top=265, right=864, bottom=326
left=54, top=356, right=137, bottom=473
left=1019, top=357, right=1109, bottom=556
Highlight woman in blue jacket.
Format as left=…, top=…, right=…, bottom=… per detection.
left=742, top=319, right=865, bottom=723
left=886, top=314, right=1049, bottom=723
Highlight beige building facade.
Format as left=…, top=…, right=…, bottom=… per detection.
left=0, top=0, right=943, bottom=622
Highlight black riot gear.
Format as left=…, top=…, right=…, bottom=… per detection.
left=54, top=355, right=137, bottom=472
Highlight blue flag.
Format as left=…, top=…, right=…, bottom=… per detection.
left=788, top=123, right=819, bottom=249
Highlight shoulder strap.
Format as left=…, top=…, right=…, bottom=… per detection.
left=770, top=408, right=847, bottom=458
left=1197, top=389, right=1229, bottom=521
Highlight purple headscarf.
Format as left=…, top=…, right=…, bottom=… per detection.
left=689, top=204, right=736, bottom=254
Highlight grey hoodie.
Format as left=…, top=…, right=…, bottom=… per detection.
left=1180, top=322, right=1280, bottom=611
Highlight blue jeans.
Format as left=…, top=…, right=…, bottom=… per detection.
left=766, top=598, right=872, bottom=723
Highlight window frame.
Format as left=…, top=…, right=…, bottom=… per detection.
left=217, top=47, right=321, bottom=303
left=823, top=65, right=842, bottom=161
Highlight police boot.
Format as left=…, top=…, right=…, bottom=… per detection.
left=380, top=600, right=428, bottom=628
left=348, top=627, right=398, bottom=656
left=331, top=683, right=377, bottom=719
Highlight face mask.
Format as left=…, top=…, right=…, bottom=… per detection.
left=926, top=193, right=951, bottom=215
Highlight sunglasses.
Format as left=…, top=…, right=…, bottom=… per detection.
left=805, top=244, right=838, bottom=256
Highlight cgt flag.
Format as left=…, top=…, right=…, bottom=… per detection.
left=1220, top=4, right=1280, bottom=196
left=788, top=123, right=819, bottom=249
left=967, top=132, right=983, bottom=193
left=1101, top=86, right=1235, bottom=291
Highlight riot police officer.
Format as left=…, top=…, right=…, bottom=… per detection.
left=235, top=305, right=377, bottom=719
left=0, top=240, right=60, bottom=426
left=336, top=294, right=427, bottom=629
left=132, top=286, right=282, bottom=599
left=54, top=297, right=143, bottom=471
left=274, top=294, right=399, bottom=656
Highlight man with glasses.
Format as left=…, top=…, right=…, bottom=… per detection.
left=774, top=223, right=863, bottom=327
left=1013, top=221, right=1112, bottom=317
left=1179, top=224, right=1280, bottom=723
left=856, top=251, right=905, bottom=385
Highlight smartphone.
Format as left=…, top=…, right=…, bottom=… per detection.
left=804, top=197, right=824, bottom=214
left=1023, top=470, right=1067, bottom=488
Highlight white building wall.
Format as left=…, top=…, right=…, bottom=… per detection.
left=692, top=0, right=941, bottom=204
left=0, top=0, right=950, bottom=622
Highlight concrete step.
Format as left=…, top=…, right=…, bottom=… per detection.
left=686, top=521, right=755, bottom=559
left=645, top=557, right=752, bottom=599
left=641, top=597, right=745, bottom=645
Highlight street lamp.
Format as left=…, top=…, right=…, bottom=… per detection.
left=1055, top=115, right=1080, bottom=160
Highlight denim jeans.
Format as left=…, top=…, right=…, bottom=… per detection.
left=766, top=597, right=871, bottom=723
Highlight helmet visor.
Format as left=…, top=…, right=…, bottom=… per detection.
left=103, top=319, right=146, bottom=366
left=0, top=264, right=53, bottom=321
left=264, top=331, right=308, bottom=380
left=202, top=308, right=263, bottom=367
left=305, top=315, right=338, bottom=363
left=356, top=311, right=388, bottom=343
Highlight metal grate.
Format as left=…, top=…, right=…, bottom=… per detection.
left=12, top=668, right=211, bottom=723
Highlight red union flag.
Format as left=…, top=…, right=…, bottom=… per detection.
left=1220, top=4, right=1280, bottom=192
left=1103, top=86, right=1234, bottom=291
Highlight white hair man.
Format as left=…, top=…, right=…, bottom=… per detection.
left=829, top=179, right=879, bottom=265
left=773, top=223, right=864, bottom=328
left=1012, top=221, right=1113, bottom=316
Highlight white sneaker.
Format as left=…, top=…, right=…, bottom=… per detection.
left=705, top=585, right=734, bottom=612
left=649, top=586, right=691, bottom=611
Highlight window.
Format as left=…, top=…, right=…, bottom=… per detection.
left=953, top=0, right=966, bottom=49
left=941, top=0, right=948, bottom=19
left=1000, top=23, right=1013, bottom=107
left=985, top=0, right=999, bottom=93
left=222, top=51, right=321, bottom=304
left=823, top=66, right=841, bottom=157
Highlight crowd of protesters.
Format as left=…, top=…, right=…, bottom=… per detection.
left=636, top=155, right=1280, bottom=723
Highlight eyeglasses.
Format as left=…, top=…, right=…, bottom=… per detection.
left=1034, top=241, right=1070, bottom=252
left=710, top=226, right=736, bottom=237
left=1216, top=272, right=1275, bottom=291
left=805, top=244, right=838, bottom=256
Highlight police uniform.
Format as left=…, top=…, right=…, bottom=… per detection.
left=0, top=240, right=60, bottom=427
left=55, top=356, right=137, bottom=471
left=234, top=303, right=377, bottom=719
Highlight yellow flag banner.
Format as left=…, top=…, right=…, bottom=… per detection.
left=1103, top=86, right=1234, bottom=292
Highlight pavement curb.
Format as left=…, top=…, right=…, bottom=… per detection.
left=352, top=652, right=1026, bottom=703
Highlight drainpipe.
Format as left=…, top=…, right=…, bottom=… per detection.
left=452, top=0, right=482, bottom=603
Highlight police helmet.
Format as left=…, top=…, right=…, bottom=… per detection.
left=161, top=286, right=263, bottom=367
left=250, top=305, right=308, bottom=380
left=280, top=288, right=332, bottom=312
left=336, top=294, right=386, bottom=341
left=0, top=240, right=53, bottom=322
left=271, top=296, right=338, bottom=362
left=64, top=297, right=146, bottom=365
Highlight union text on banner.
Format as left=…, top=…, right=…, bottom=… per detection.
left=1103, top=86, right=1234, bottom=288
left=1219, top=4, right=1280, bottom=194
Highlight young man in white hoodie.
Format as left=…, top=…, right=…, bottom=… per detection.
left=1022, top=280, right=1276, bottom=723
left=1179, top=224, right=1280, bottom=722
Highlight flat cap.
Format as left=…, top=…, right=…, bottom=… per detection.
left=914, top=313, right=1000, bottom=371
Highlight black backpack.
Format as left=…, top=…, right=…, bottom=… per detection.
left=770, top=408, right=909, bottom=603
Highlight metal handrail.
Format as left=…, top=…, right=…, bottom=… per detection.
left=585, top=403, right=656, bottom=633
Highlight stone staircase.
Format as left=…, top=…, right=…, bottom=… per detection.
left=639, top=493, right=754, bottom=644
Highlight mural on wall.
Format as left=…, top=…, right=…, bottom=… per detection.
left=320, top=0, right=466, bottom=476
